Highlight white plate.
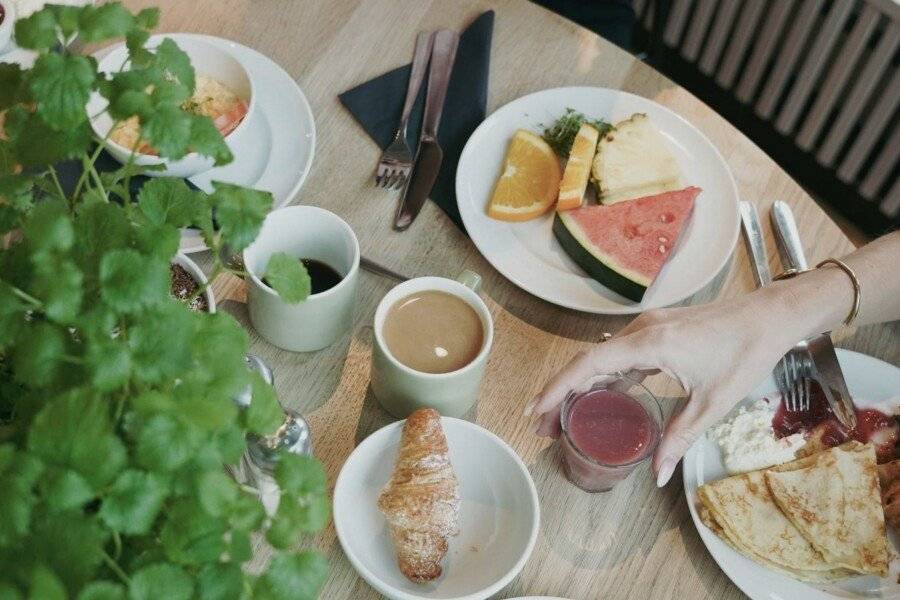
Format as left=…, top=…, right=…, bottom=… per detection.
left=456, top=87, right=740, bottom=315
left=96, top=34, right=315, bottom=253
left=334, top=417, right=540, bottom=600
left=683, top=349, right=900, bottom=600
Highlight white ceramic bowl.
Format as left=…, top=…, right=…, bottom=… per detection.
left=88, top=34, right=255, bottom=178
left=172, top=253, right=215, bottom=313
left=0, top=0, right=15, bottom=53
left=334, top=417, right=540, bottom=600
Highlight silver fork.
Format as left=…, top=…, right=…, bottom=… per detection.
left=773, top=340, right=812, bottom=412
left=375, top=32, right=434, bottom=189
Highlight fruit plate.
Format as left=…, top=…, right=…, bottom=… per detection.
left=333, top=417, right=540, bottom=600
left=683, top=349, right=900, bottom=600
left=456, top=86, right=740, bottom=315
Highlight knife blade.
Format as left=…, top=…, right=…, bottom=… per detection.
left=394, top=29, right=459, bottom=231
left=739, top=201, right=772, bottom=287
left=770, top=200, right=857, bottom=428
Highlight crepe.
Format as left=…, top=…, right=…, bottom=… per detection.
left=765, top=442, right=889, bottom=577
left=697, top=470, right=849, bottom=581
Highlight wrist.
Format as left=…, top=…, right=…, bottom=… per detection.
left=760, top=268, right=851, bottom=342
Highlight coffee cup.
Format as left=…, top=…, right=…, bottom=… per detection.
left=370, top=271, right=493, bottom=418
left=243, top=205, right=359, bottom=352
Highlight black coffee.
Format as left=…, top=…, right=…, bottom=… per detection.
left=264, top=258, right=342, bottom=295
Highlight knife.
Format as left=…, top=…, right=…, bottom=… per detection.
left=739, top=201, right=772, bottom=287
left=770, top=200, right=857, bottom=428
left=394, top=29, right=459, bottom=231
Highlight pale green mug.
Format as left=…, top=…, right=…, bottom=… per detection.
left=370, top=271, right=493, bottom=418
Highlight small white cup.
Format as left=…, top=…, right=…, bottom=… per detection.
left=243, top=206, right=359, bottom=352
left=370, top=271, right=493, bottom=418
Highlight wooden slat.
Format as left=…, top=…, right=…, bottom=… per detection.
left=736, top=0, right=795, bottom=103
left=818, top=24, right=900, bottom=167
left=880, top=176, right=900, bottom=218
left=860, top=122, right=900, bottom=199
left=680, top=0, right=717, bottom=62
left=663, top=0, right=694, bottom=47
left=643, top=0, right=655, bottom=29
left=633, top=0, right=648, bottom=16
left=796, top=5, right=881, bottom=150
left=836, top=68, right=900, bottom=183
left=755, top=0, right=824, bottom=120
left=699, top=0, right=741, bottom=75
left=716, top=0, right=766, bottom=89
left=774, top=0, right=854, bottom=135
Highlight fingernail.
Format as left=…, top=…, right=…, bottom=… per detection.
left=523, top=397, right=537, bottom=417
left=532, top=419, right=543, bottom=436
left=656, top=458, right=676, bottom=488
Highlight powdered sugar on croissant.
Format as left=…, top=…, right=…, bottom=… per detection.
left=378, top=408, right=460, bottom=582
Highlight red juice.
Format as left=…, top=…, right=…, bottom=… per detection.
left=560, top=386, right=662, bottom=492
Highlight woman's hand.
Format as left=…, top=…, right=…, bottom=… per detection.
left=526, top=289, right=801, bottom=487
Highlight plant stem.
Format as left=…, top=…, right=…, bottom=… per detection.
left=112, top=530, right=122, bottom=561
left=186, top=263, right=222, bottom=305
left=73, top=137, right=109, bottom=200
left=101, top=550, right=131, bottom=586
left=11, top=287, right=42, bottom=308
left=47, top=166, right=66, bottom=205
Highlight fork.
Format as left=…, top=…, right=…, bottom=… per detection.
left=773, top=340, right=812, bottom=413
left=375, top=32, right=434, bottom=189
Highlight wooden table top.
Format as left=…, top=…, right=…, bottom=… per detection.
left=131, top=0, right=900, bottom=598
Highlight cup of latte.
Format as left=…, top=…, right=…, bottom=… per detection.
left=370, top=271, right=493, bottom=418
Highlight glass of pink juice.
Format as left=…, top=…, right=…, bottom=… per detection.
left=559, top=374, right=663, bottom=492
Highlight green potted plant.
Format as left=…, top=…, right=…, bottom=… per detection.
left=0, top=3, right=328, bottom=598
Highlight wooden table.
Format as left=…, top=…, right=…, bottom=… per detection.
left=132, top=1, right=900, bottom=598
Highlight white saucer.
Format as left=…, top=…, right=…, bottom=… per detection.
left=94, top=34, right=315, bottom=253
left=334, top=417, right=540, bottom=600
left=683, top=349, right=900, bottom=600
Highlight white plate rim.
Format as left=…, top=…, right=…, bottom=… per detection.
left=456, top=85, right=740, bottom=315
left=682, top=348, right=900, bottom=600
left=93, top=33, right=316, bottom=254
left=333, top=416, right=541, bottom=600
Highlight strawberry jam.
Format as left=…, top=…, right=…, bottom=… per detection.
left=771, top=380, right=898, bottom=462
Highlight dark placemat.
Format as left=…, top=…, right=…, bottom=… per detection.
left=339, top=10, right=494, bottom=231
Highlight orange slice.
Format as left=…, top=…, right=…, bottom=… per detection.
left=487, top=129, right=562, bottom=221
left=557, top=123, right=600, bottom=211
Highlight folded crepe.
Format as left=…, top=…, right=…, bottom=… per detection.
left=698, top=442, right=889, bottom=582
left=765, top=441, right=889, bottom=577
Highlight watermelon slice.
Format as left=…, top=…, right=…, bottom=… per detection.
left=553, top=186, right=700, bottom=302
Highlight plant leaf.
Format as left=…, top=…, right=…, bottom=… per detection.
left=40, top=467, right=93, bottom=512
left=135, top=414, right=197, bottom=473
left=76, top=581, right=126, bottom=600
left=153, top=38, right=195, bottom=95
left=196, top=470, right=237, bottom=517
left=29, top=512, right=108, bottom=591
left=12, top=322, right=66, bottom=387
left=78, top=2, right=134, bottom=42
left=197, top=562, right=242, bottom=600
left=263, top=253, right=311, bottom=303
left=137, top=178, right=196, bottom=228
left=85, top=336, right=131, bottom=392
left=245, top=373, right=283, bottom=436
left=128, top=563, right=193, bottom=600
left=31, top=255, right=83, bottom=324
left=29, top=54, right=94, bottom=131
left=29, top=566, right=66, bottom=600
left=0, top=64, right=25, bottom=110
left=5, top=107, right=92, bottom=167
left=0, top=446, right=43, bottom=547
left=99, top=249, right=169, bottom=313
left=211, top=182, right=272, bottom=251
left=159, top=499, right=226, bottom=565
left=128, top=302, right=195, bottom=383
left=188, top=115, right=232, bottom=166
left=274, top=453, right=326, bottom=496
left=134, top=8, right=160, bottom=30
left=255, top=552, right=328, bottom=600
left=140, top=104, right=192, bottom=159
left=23, top=199, right=73, bottom=254
left=99, top=469, right=168, bottom=535
left=13, top=10, right=58, bottom=50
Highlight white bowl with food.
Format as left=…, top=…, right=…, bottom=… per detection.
left=0, top=0, right=15, bottom=53
left=334, top=411, right=540, bottom=600
left=88, top=34, right=254, bottom=178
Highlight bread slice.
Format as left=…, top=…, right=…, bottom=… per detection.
left=591, top=113, right=682, bottom=205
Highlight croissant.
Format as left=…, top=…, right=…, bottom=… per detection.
left=378, top=408, right=460, bottom=582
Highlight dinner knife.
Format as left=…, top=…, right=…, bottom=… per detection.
left=770, top=200, right=857, bottom=428
left=739, top=201, right=772, bottom=287
left=394, top=29, right=459, bottom=231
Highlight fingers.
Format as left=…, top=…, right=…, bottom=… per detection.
left=652, top=392, right=720, bottom=487
left=534, top=405, right=562, bottom=438
left=527, top=334, right=660, bottom=419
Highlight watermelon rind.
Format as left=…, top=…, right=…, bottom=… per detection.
left=553, top=211, right=650, bottom=302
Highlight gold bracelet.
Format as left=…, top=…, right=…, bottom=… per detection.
left=816, top=258, right=861, bottom=327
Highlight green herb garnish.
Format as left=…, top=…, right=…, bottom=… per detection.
left=541, top=108, right=614, bottom=157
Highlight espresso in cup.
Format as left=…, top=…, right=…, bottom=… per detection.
left=382, top=291, right=484, bottom=374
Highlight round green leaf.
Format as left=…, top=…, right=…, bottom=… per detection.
left=263, top=252, right=310, bottom=304
left=197, top=562, right=242, bottom=600
left=255, top=552, right=328, bottom=600
left=29, top=54, right=95, bottom=130
left=197, top=470, right=237, bottom=517
left=128, top=564, right=192, bottom=600
left=29, top=566, right=66, bottom=600
left=99, top=249, right=168, bottom=313
left=76, top=581, right=125, bottom=600
left=99, top=469, right=168, bottom=535
left=135, top=415, right=196, bottom=473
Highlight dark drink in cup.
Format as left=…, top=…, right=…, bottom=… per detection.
left=559, top=375, right=662, bottom=492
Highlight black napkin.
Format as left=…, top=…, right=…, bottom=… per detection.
left=339, top=10, right=494, bottom=231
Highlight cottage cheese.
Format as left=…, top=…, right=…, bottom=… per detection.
left=710, top=398, right=806, bottom=474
